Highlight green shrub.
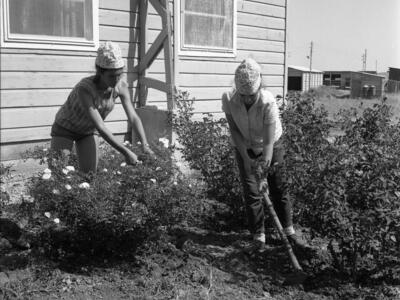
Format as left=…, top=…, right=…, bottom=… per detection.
left=172, top=89, right=400, bottom=283
left=282, top=92, right=400, bottom=283
left=172, top=90, right=244, bottom=216
left=20, top=142, right=207, bottom=260
left=0, top=163, right=13, bottom=211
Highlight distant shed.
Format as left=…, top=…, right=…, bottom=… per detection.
left=287, top=65, right=323, bottom=92
left=388, top=67, right=400, bottom=81
left=387, top=67, right=400, bottom=93
left=323, top=71, right=385, bottom=98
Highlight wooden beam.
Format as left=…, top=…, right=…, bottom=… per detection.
left=148, top=0, right=166, bottom=17
left=138, top=28, right=167, bottom=73
left=142, top=77, right=169, bottom=93
left=138, top=0, right=148, bottom=107
left=161, top=0, right=175, bottom=110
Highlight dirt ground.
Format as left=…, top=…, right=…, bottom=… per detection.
left=1, top=160, right=400, bottom=300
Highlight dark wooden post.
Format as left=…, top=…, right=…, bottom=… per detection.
left=161, top=0, right=175, bottom=111
left=138, top=0, right=148, bottom=107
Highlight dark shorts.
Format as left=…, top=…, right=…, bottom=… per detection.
left=51, top=123, right=98, bottom=141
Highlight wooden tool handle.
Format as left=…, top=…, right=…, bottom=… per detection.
left=263, top=191, right=303, bottom=271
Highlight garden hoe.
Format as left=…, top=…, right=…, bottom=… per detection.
left=260, top=188, right=307, bottom=285
left=255, top=165, right=307, bottom=286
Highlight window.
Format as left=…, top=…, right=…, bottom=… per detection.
left=1, top=0, right=99, bottom=50
left=178, top=0, right=236, bottom=56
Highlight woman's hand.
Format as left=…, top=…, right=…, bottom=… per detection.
left=258, top=179, right=269, bottom=192
left=142, top=144, right=157, bottom=159
left=124, top=149, right=139, bottom=165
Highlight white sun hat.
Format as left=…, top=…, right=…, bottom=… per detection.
left=234, top=58, right=262, bottom=95
left=95, top=41, right=124, bottom=69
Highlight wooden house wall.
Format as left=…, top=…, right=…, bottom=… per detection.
left=0, top=0, right=140, bottom=160
left=1, top=0, right=287, bottom=160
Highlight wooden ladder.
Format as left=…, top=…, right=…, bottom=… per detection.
left=135, top=0, right=175, bottom=111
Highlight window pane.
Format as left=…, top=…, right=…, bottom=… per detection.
left=9, top=0, right=93, bottom=40
left=183, top=0, right=233, bottom=49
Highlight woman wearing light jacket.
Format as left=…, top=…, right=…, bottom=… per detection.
left=51, top=41, right=154, bottom=172
left=222, top=58, right=312, bottom=250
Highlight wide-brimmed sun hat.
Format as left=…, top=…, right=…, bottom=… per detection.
left=234, top=58, right=262, bottom=95
left=95, top=41, right=124, bottom=69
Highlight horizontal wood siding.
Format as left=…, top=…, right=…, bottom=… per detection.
left=0, top=0, right=287, bottom=159
left=1, top=1, right=140, bottom=160
left=177, top=0, right=287, bottom=115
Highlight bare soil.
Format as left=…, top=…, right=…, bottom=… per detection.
left=1, top=162, right=399, bottom=300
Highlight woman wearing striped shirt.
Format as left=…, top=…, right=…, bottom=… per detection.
left=51, top=41, right=154, bottom=172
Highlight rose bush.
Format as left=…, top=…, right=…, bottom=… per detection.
left=172, top=89, right=400, bottom=283
left=172, top=90, right=244, bottom=218
left=19, top=141, right=208, bottom=260
left=282, top=92, right=400, bottom=283
left=1, top=163, right=12, bottom=212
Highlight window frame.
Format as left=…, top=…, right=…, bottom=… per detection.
left=176, top=0, right=237, bottom=57
left=0, top=0, right=99, bottom=51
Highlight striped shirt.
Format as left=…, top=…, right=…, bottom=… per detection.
left=54, top=76, right=125, bottom=135
left=222, top=88, right=283, bottom=151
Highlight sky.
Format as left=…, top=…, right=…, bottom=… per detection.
left=286, top=0, right=400, bottom=73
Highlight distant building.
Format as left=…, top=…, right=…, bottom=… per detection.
left=388, top=67, right=400, bottom=81
left=287, top=66, right=323, bottom=92
left=387, top=67, right=400, bottom=93
left=323, top=71, right=385, bottom=98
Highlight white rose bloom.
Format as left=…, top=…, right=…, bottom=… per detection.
left=355, top=170, right=363, bottom=176
left=102, top=168, right=108, bottom=172
left=173, top=181, right=178, bottom=185
left=120, top=162, right=127, bottom=167
left=43, top=168, right=52, bottom=174
left=52, top=189, right=60, bottom=195
left=324, top=136, right=336, bottom=144
left=150, top=178, right=156, bottom=184
left=42, top=173, right=51, bottom=180
left=62, top=168, right=69, bottom=175
left=53, top=218, right=60, bottom=224
left=159, top=137, right=169, bottom=148
left=44, top=212, right=51, bottom=218
left=155, top=167, right=162, bottom=171
left=65, top=184, right=72, bottom=190
left=24, top=197, right=34, bottom=203
left=117, top=171, right=122, bottom=175
left=78, top=182, right=90, bottom=189
left=65, top=166, right=75, bottom=172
